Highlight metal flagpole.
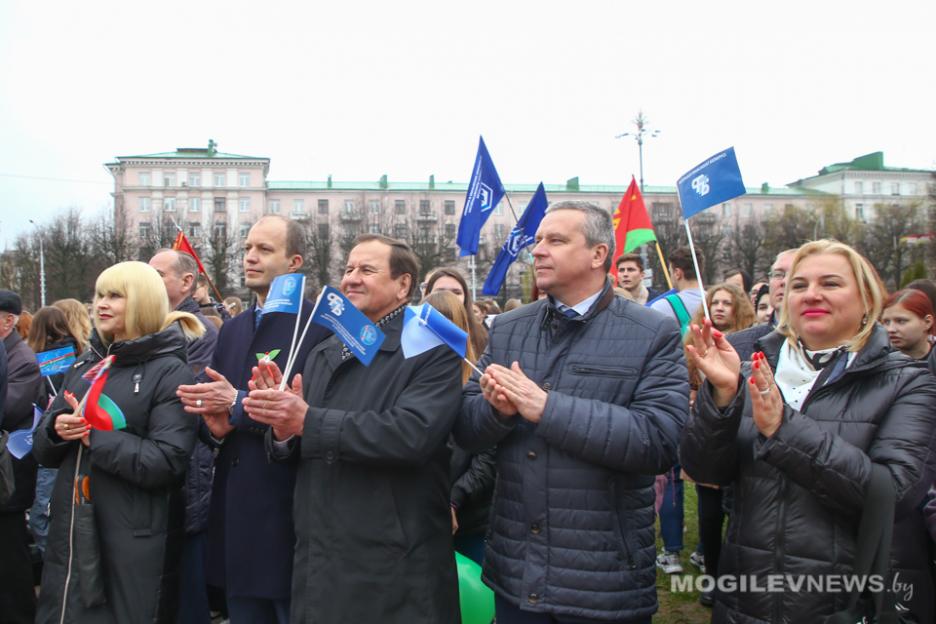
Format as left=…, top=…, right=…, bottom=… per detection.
left=683, top=220, right=710, bottom=322
left=469, top=255, right=477, bottom=300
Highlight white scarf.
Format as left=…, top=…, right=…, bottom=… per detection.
left=774, top=339, right=856, bottom=411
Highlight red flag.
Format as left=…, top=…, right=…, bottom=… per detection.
left=172, top=231, right=207, bottom=275
left=610, top=177, right=656, bottom=278
left=80, top=356, right=126, bottom=431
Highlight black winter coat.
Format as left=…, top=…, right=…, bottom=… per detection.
left=680, top=326, right=936, bottom=623
left=269, top=311, right=463, bottom=624
left=32, top=325, right=197, bottom=624
left=1, top=329, right=42, bottom=512
left=449, top=441, right=496, bottom=536
left=455, top=284, right=689, bottom=622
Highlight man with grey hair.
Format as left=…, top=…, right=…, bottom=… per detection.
left=727, top=248, right=797, bottom=361
left=456, top=201, right=688, bottom=623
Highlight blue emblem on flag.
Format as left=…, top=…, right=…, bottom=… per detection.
left=36, top=346, right=76, bottom=377
left=263, top=273, right=305, bottom=316
left=482, top=182, right=549, bottom=296
left=676, top=147, right=746, bottom=219
left=311, top=286, right=385, bottom=366
left=457, top=136, right=506, bottom=256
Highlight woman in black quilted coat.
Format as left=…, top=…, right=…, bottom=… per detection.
left=681, top=240, right=936, bottom=623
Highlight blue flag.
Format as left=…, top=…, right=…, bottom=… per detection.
left=400, top=303, right=468, bottom=359
left=676, top=147, right=746, bottom=219
left=311, top=286, right=385, bottom=366
left=482, top=182, right=548, bottom=296
left=7, top=405, right=44, bottom=460
left=262, top=273, right=305, bottom=315
left=36, top=346, right=76, bottom=377
left=457, top=136, right=506, bottom=256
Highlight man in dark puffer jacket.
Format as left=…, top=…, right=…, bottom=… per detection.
left=456, top=202, right=688, bottom=623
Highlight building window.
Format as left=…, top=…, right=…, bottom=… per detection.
left=268, top=199, right=280, bottom=214
left=140, top=197, right=152, bottom=212
left=444, top=200, right=456, bottom=216
left=344, top=199, right=355, bottom=213
left=189, top=197, right=201, bottom=213
left=164, top=172, right=176, bottom=187
left=187, top=222, right=202, bottom=238
left=854, top=180, right=863, bottom=194
left=855, top=203, right=865, bottom=221
left=238, top=172, right=250, bottom=187
left=871, top=181, right=881, bottom=194
left=908, top=183, right=919, bottom=195
left=445, top=223, right=456, bottom=238
left=188, top=173, right=201, bottom=187
left=239, top=198, right=250, bottom=213
left=393, top=224, right=408, bottom=238
left=163, top=197, right=176, bottom=212
left=891, top=183, right=900, bottom=195
left=292, top=199, right=305, bottom=216
left=368, top=199, right=381, bottom=214
left=214, top=172, right=226, bottom=187
left=394, top=200, right=406, bottom=215
left=419, top=200, right=431, bottom=215
left=213, top=222, right=227, bottom=239
left=214, top=197, right=226, bottom=213
left=139, top=222, right=152, bottom=239
left=651, top=202, right=674, bottom=220
left=722, top=203, right=732, bottom=217
left=318, top=223, right=330, bottom=238
left=139, top=172, right=151, bottom=186
left=239, top=224, right=250, bottom=239
left=318, top=199, right=329, bottom=215
left=369, top=223, right=380, bottom=234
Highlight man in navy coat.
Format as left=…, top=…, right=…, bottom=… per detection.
left=177, top=216, right=329, bottom=623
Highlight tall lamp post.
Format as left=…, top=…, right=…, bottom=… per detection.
left=615, top=111, right=661, bottom=283
left=29, top=219, right=46, bottom=307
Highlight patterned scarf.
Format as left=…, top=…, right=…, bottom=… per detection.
left=340, top=305, right=405, bottom=362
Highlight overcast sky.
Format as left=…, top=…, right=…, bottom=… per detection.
left=1, top=0, right=933, bottom=247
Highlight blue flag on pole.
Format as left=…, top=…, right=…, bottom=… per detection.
left=482, top=182, right=548, bottom=296
left=7, top=405, right=44, bottom=460
left=676, top=147, right=746, bottom=219
left=36, top=346, right=76, bottom=377
left=400, top=303, right=468, bottom=359
left=457, top=136, right=506, bottom=256
left=262, top=273, right=305, bottom=316
left=310, top=286, right=384, bottom=366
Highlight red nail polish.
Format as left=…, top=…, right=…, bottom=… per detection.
left=749, top=377, right=757, bottom=385
left=754, top=361, right=760, bottom=369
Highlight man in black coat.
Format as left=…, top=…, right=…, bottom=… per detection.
left=150, top=248, right=220, bottom=624
left=0, top=290, right=42, bottom=623
left=727, top=248, right=796, bottom=360
left=176, top=216, right=329, bottom=624
left=247, top=235, right=463, bottom=624
left=456, top=203, right=688, bottom=624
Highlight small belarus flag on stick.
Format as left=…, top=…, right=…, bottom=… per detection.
left=81, top=356, right=127, bottom=431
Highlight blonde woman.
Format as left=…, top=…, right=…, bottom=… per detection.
left=33, top=262, right=204, bottom=624
left=52, top=298, right=93, bottom=352
left=680, top=240, right=936, bottom=622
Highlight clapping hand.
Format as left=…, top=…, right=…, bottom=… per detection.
left=684, top=319, right=742, bottom=408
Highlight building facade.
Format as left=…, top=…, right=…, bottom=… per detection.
left=106, top=144, right=933, bottom=297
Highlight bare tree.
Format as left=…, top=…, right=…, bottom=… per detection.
left=204, top=220, right=239, bottom=296
left=721, top=220, right=767, bottom=282
left=305, top=218, right=336, bottom=291
left=857, top=202, right=923, bottom=289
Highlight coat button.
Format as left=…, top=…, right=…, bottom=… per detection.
left=531, top=523, right=540, bottom=534
left=527, top=450, right=537, bottom=460
left=543, top=382, right=551, bottom=390
left=325, top=451, right=335, bottom=462
left=528, top=593, right=539, bottom=604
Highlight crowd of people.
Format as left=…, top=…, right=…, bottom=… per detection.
left=0, top=205, right=934, bottom=624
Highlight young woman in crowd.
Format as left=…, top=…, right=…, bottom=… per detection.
left=424, top=267, right=489, bottom=358
left=52, top=298, right=92, bottom=353
left=683, top=283, right=755, bottom=606
left=33, top=261, right=204, bottom=624
left=882, top=288, right=934, bottom=361
left=26, top=306, right=83, bottom=558
left=753, top=283, right=772, bottom=325
left=680, top=240, right=936, bottom=622
left=423, top=289, right=495, bottom=567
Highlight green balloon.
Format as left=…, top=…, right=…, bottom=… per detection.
left=456, top=552, right=494, bottom=624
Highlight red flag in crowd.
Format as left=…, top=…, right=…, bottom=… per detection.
left=172, top=231, right=207, bottom=275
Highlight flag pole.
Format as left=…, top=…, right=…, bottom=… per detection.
left=279, top=287, right=325, bottom=391
left=502, top=192, right=521, bottom=224
left=654, top=242, right=674, bottom=289
left=170, top=219, right=226, bottom=305
left=683, top=220, right=710, bottom=322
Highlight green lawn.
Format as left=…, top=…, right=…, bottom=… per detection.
left=654, top=484, right=712, bottom=623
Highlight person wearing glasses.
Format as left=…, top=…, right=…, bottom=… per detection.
left=727, top=249, right=797, bottom=361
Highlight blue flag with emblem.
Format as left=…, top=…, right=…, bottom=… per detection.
left=457, top=136, right=506, bottom=256
left=482, top=182, right=548, bottom=296
left=7, top=405, right=44, bottom=459
left=400, top=303, right=468, bottom=359
left=262, top=273, right=305, bottom=316
left=676, top=147, right=746, bottom=219
left=310, top=286, right=384, bottom=366
left=36, top=345, right=76, bottom=377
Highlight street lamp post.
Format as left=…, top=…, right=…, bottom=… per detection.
left=615, top=111, right=661, bottom=283
left=29, top=219, right=46, bottom=307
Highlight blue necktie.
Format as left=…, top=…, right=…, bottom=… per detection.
left=254, top=309, right=262, bottom=331
left=560, top=307, right=579, bottom=319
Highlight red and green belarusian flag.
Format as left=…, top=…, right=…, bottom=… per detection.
left=81, top=355, right=127, bottom=431
left=611, top=176, right=656, bottom=279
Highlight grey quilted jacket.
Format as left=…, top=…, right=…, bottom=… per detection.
left=455, top=283, right=689, bottom=621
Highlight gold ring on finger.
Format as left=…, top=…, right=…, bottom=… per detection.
left=64, top=423, right=70, bottom=430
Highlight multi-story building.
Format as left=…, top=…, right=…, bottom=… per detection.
left=106, top=143, right=932, bottom=297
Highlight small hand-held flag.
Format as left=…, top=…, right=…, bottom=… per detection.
left=81, top=356, right=127, bottom=431
left=400, top=303, right=482, bottom=376
left=36, top=345, right=77, bottom=377
left=482, top=183, right=548, bottom=296
left=310, top=286, right=385, bottom=367
left=172, top=231, right=207, bottom=275
left=7, top=405, right=44, bottom=459
left=457, top=136, right=506, bottom=256
left=262, top=273, right=305, bottom=316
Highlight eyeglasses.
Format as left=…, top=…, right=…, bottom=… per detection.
left=769, top=270, right=787, bottom=280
